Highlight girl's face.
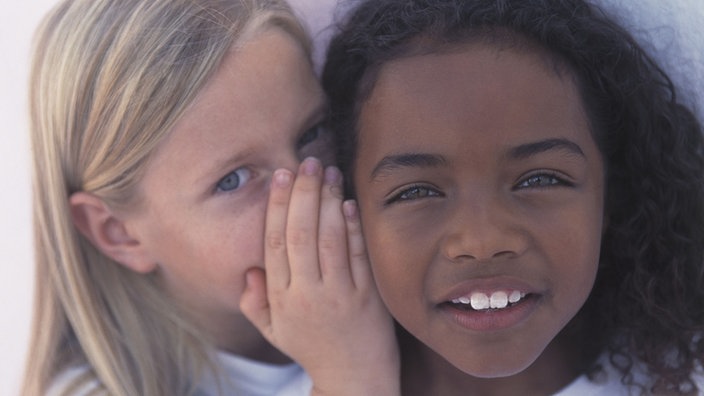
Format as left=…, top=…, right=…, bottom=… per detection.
left=353, top=44, right=605, bottom=378
left=121, top=28, right=331, bottom=354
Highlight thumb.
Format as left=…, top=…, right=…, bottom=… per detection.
left=239, top=268, right=273, bottom=337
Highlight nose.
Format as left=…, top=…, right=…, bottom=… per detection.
left=441, top=194, right=528, bottom=263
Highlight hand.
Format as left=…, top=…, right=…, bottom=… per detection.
left=240, top=157, right=400, bottom=396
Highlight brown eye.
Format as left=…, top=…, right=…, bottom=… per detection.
left=386, top=184, right=443, bottom=205
left=515, top=172, right=572, bottom=190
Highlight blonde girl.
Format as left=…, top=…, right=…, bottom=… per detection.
left=23, top=0, right=397, bottom=395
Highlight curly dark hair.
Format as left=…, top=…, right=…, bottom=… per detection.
left=322, top=0, right=704, bottom=392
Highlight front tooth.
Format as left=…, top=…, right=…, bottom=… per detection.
left=470, top=292, right=490, bottom=310
left=490, top=291, right=508, bottom=309
left=508, top=290, right=522, bottom=303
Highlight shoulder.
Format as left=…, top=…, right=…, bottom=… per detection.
left=46, top=364, right=101, bottom=396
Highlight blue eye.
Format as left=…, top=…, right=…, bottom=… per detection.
left=216, top=168, right=252, bottom=192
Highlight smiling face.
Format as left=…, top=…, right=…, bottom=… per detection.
left=354, top=43, right=605, bottom=380
left=121, top=28, right=331, bottom=356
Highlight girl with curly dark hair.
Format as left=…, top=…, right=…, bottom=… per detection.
left=321, top=0, right=704, bottom=394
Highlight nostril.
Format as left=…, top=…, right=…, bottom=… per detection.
left=493, top=250, right=518, bottom=259
left=450, top=253, right=477, bottom=262
left=448, top=250, right=518, bottom=264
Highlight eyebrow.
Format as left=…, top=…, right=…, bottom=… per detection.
left=370, top=153, right=447, bottom=180
left=368, top=138, right=585, bottom=181
left=508, top=138, right=584, bottom=160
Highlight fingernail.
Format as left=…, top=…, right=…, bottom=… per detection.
left=343, top=200, right=358, bottom=219
left=324, top=166, right=342, bottom=185
left=301, top=157, right=321, bottom=176
left=273, top=169, right=292, bottom=187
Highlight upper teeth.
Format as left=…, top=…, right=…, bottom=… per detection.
left=452, top=290, right=525, bottom=310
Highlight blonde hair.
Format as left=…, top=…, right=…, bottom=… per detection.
left=23, top=0, right=310, bottom=395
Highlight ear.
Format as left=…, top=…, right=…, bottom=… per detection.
left=69, top=191, right=157, bottom=274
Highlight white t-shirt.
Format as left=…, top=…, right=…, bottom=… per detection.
left=47, top=352, right=312, bottom=396
left=197, top=352, right=312, bottom=396
left=48, top=350, right=704, bottom=395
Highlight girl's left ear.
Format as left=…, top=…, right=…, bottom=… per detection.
left=69, top=191, right=157, bottom=274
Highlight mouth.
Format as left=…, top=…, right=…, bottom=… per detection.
left=439, top=287, right=540, bottom=331
left=446, top=290, right=530, bottom=312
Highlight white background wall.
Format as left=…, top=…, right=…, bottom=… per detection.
left=1, top=1, right=702, bottom=395
left=1, top=1, right=57, bottom=395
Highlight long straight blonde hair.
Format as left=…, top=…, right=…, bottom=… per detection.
left=23, top=1, right=310, bottom=395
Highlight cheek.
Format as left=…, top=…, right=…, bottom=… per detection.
left=364, top=223, right=398, bottom=293
left=369, top=249, right=424, bottom=329
left=178, top=198, right=268, bottom=279
left=541, top=206, right=603, bottom=308
left=226, top=201, right=267, bottom=268
left=362, top=211, right=428, bottom=316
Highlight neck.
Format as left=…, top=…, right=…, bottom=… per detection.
left=399, top=320, right=593, bottom=396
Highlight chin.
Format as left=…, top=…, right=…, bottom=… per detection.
left=446, top=346, right=544, bottom=379
left=462, top=361, right=533, bottom=378
left=461, top=363, right=532, bottom=379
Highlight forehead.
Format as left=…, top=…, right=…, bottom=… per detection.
left=356, top=42, right=594, bottom=170
left=369, top=38, right=572, bottom=105
left=138, top=28, right=322, bottom=194
left=358, top=29, right=570, bottom=101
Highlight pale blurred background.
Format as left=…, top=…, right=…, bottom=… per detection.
left=1, top=1, right=701, bottom=394
left=1, top=1, right=57, bottom=395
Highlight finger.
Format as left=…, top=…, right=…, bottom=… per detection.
left=318, top=166, right=354, bottom=288
left=286, top=157, right=323, bottom=283
left=239, top=268, right=273, bottom=339
left=265, top=168, right=294, bottom=289
left=343, top=200, right=374, bottom=291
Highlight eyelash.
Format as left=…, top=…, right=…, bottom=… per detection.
left=385, top=183, right=443, bottom=205
left=514, top=170, right=573, bottom=190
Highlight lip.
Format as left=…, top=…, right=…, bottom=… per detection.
left=437, top=276, right=543, bottom=332
left=439, top=276, right=539, bottom=302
